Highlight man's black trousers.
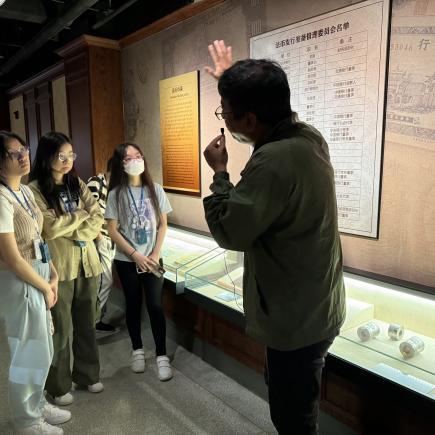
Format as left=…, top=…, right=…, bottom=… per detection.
left=265, top=337, right=335, bottom=435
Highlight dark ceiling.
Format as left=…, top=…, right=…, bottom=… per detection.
left=0, top=0, right=193, bottom=88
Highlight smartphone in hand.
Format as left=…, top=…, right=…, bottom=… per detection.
left=135, top=259, right=166, bottom=278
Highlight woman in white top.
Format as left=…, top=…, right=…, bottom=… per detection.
left=0, top=131, right=71, bottom=435
left=105, top=143, right=173, bottom=380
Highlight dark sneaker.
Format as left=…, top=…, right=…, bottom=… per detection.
left=95, top=321, right=119, bottom=337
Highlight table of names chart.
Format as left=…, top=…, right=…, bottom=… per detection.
left=251, top=0, right=390, bottom=237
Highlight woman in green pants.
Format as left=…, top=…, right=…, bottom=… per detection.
left=29, top=132, right=104, bottom=406
left=0, top=131, right=71, bottom=434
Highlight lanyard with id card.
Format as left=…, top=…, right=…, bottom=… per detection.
left=128, top=186, right=148, bottom=244
left=1, top=182, right=52, bottom=263
left=59, top=185, right=77, bottom=213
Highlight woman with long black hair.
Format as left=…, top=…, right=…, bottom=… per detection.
left=105, top=143, right=173, bottom=380
left=0, top=131, right=70, bottom=434
left=29, top=132, right=104, bottom=406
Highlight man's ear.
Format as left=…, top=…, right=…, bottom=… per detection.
left=245, top=112, right=258, bottom=132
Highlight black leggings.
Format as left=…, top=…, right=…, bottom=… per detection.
left=115, top=260, right=166, bottom=356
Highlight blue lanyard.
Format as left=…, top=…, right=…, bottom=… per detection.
left=59, top=184, right=76, bottom=213
left=1, top=181, right=41, bottom=237
left=127, top=186, right=144, bottom=224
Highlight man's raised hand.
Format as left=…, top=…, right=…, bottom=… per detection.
left=204, top=40, right=233, bottom=80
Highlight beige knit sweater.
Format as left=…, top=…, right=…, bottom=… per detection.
left=0, top=185, right=43, bottom=266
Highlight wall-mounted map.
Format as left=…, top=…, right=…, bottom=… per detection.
left=250, top=0, right=391, bottom=238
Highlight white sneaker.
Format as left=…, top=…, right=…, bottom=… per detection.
left=16, top=419, right=63, bottom=435
left=42, top=403, right=71, bottom=425
left=131, top=349, right=145, bottom=373
left=87, top=381, right=104, bottom=393
left=53, top=393, right=73, bottom=406
left=156, top=356, right=173, bottom=381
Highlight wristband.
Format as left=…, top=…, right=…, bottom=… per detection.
left=129, top=249, right=137, bottom=257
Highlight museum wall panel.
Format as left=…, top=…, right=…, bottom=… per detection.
left=121, top=0, right=435, bottom=288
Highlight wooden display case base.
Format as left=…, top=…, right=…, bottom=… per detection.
left=163, top=284, right=435, bottom=435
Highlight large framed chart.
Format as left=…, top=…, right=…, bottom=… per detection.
left=250, top=0, right=391, bottom=238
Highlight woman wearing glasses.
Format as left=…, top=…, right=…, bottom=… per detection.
left=105, top=143, right=173, bottom=380
left=0, top=131, right=71, bottom=434
left=29, top=132, right=104, bottom=407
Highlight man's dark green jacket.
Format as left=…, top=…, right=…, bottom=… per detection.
left=203, top=118, right=346, bottom=351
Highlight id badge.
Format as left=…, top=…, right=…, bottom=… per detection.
left=33, top=239, right=43, bottom=260
left=40, top=242, right=52, bottom=263
left=135, top=228, right=147, bottom=244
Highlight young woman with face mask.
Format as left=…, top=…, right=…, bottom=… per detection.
left=105, top=143, right=173, bottom=380
left=0, top=131, right=71, bottom=435
left=28, top=132, right=105, bottom=407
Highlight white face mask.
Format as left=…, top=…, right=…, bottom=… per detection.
left=230, top=131, right=254, bottom=145
left=124, top=159, right=144, bottom=176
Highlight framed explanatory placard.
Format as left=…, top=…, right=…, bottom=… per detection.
left=159, top=70, right=201, bottom=196
left=250, top=0, right=391, bottom=238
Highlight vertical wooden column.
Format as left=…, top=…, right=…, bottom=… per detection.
left=7, top=62, right=63, bottom=154
left=0, top=91, right=11, bottom=131
left=36, top=83, right=54, bottom=139
left=8, top=95, right=26, bottom=140
left=56, top=35, right=124, bottom=179
left=23, top=89, right=39, bottom=162
left=23, top=83, right=54, bottom=162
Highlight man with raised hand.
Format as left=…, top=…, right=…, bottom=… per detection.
left=203, top=40, right=345, bottom=435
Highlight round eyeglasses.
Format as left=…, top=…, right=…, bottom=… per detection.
left=58, top=152, right=77, bottom=163
left=7, top=145, right=29, bottom=160
left=214, top=105, right=233, bottom=121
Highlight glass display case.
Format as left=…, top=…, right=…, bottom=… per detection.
left=330, top=273, right=435, bottom=400
left=161, top=227, right=223, bottom=293
left=184, top=250, right=245, bottom=313
left=183, top=251, right=435, bottom=400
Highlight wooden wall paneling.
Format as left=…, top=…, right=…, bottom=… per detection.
left=35, top=82, right=54, bottom=137
left=24, top=89, right=39, bottom=162
left=165, top=285, right=435, bottom=434
left=320, top=359, right=435, bottom=435
left=64, top=51, right=94, bottom=180
left=164, top=288, right=264, bottom=373
left=7, top=62, right=64, bottom=100
left=0, top=91, right=10, bottom=131
left=88, top=45, right=124, bottom=174
left=163, top=287, right=199, bottom=334
left=120, top=0, right=226, bottom=48
left=51, top=76, right=70, bottom=136
left=321, top=371, right=362, bottom=431
left=7, top=62, right=64, bottom=151
left=208, top=311, right=264, bottom=373
left=8, top=96, right=26, bottom=140
left=23, top=83, right=54, bottom=162
left=56, top=35, right=124, bottom=179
